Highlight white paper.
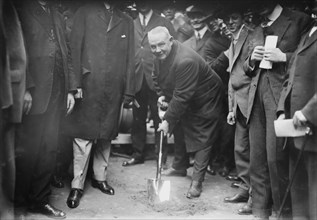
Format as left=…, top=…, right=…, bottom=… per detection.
left=274, top=119, right=307, bottom=137
left=260, top=35, right=278, bottom=69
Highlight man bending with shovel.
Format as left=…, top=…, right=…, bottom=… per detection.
left=148, top=26, right=223, bottom=198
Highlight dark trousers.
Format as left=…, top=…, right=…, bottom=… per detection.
left=209, top=99, right=235, bottom=170
left=249, top=74, right=290, bottom=218
left=0, top=109, right=16, bottom=218
left=171, top=122, right=189, bottom=170
left=131, top=79, right=166, bottom=161
left=15, top=102, right=61, bottom=207
left=290, top=146, right=317, bottom=220
left=235, top=107, right=250, bottom=189
left=193, top=145, right=213, bottom=182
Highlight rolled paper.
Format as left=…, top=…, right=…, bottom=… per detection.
left=260, top=35, right=278, bottom=69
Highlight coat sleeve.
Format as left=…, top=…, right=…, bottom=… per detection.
left=70, top=7, right=86, bottom=88
left=163, top=58, right=199, bottom=129
left=123, top=16, right=135, bottom=97
left=302, top=93, right=317, bottom=127
left=208, top=51, right=229, bottom=77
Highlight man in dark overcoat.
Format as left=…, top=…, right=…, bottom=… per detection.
left=14, top=0, right=77, bottom=218
left=0, top=0, right=26, bottom=218
left=66, top=0, right=135, bottom=209
left=243, top=0, right=311, bottom=218
left=277, top=2, right=317, bottom=217
left=149, top=26, right=224, bottom=199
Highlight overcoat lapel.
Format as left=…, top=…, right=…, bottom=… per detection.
left=230, top=27, right=248, bottom=72
left=107, top=9, right=122, bottom=32
left=297, top=29, right=317, bottom=54
left=270, top=9, right=291, bottom=46
left=29, top=2, right=51, bottom=37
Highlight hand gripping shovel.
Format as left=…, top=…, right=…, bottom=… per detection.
left=147, top=130, right=170, bottom=203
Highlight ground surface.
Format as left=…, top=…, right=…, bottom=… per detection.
left=23, top=152, right=255, bottom=220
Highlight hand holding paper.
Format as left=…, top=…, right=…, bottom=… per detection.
left=274, top=119, right=307, bottom=137
left=259, top=35, right=278, bottom=69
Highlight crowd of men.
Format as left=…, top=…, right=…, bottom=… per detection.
left=0, top=0, right=316, bottom=219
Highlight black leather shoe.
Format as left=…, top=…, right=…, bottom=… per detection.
left=218, top=166, right=230, bottom=177
left=226, top=174, right=241, bottom=182
left=122, top=158, right=144, bottom=166
left=224, top=192, right=249, bottom=203
left=67, top=189, right=83, bottom=209
left=29, top=203, right=66, bottom=219
left=51, top=175, right=64, bottom=188
left=162, top=167, right=187, bottom=177
left=186, top=181, right=202, bottom=199
left=91, top=179, right=115, bottom=195
left=238, top=198, right=252, bottom=215
left=206, top=165, right=216, bottom=175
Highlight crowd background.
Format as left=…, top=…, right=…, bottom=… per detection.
left=1, top=0, right=316, bottom=219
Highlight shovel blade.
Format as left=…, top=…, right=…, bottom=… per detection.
left=147, top=178, right=170, bottom=203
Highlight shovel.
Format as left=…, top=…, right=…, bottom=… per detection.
left=147, top=130, right=170, bottom=203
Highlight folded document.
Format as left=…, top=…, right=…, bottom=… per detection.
left=274, top=119, right=307, bottom=137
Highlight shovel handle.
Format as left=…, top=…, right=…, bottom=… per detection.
left=156, top=130, right=164, bottom=181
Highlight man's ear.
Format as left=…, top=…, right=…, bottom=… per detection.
left=169, top=36, right=174, bottom=42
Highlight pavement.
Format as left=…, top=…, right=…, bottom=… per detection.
left=21, top=153, right=255, bottom=220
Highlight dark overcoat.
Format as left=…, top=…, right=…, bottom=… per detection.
left=153, top=41, right=224, bottom=152
left=182, top=29, right=213, bottom=60
left=18, top=1, right=77, bottom=115
left=67, top=2, right=135, bottom=140
left=277, top=27, right=317, bottom=152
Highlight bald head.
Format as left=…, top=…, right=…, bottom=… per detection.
left=148, top=26, right=174, bottom=60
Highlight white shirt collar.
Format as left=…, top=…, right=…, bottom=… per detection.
left=267, top=4, right=283, bottom=26
left=104, top=2, right=111, bottom=10
left=139, top=9, right=153, bottom=26
left=232, top=24, right=245, bottom=44
left=195, top=25, right=208, bottom=39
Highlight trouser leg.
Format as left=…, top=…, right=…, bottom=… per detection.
left=71, top=138, right=93, bottom=190
left=192, top=145, right=213, bottom=183
left=93, top=140, right=111, bottom=181
left=171, top=123, right=189, bottom=170
left=234, top=107, right=250, bottom=189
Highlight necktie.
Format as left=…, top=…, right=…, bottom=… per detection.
left=142, top=15, right=146, bottom=30
left=41, top=4, right=50, bottom=14
left=197, top=32, right=201, bottom=43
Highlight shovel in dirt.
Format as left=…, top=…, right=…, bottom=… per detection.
left=147, top=130, right=170, bottom=203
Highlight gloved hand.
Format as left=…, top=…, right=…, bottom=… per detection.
left=123, top=94, right=134, bottom=108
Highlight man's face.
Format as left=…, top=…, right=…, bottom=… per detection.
left=209, top=18, right=220, bottom=33
left=224, top=12, right=243, bottom=34
left=188, top=13, right=206, bottom=31
left=162, top=7, right=176, bottom=21
left=148, top=32, right=173, bottom=60
left=136, top=2, right=151, bottom=15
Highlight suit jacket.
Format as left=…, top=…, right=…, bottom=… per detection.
left=182, top=29, right=212, bottom=60
left=18, top=1, right=77, bottom=115
left=134, top=12, right=176, bottom=93
left=208, top=26, right=256, bottom=117
left=277, top=26, right=317, bottom=152
left=2, top=0, right=27, bottom=123
left=67, top=2, right=135, bottom=140
left=153, top=41, right=223, bottom=151
left=244, top=8, right=311, bottom=123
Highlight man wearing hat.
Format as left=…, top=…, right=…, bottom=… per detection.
left=122, top=0, right=176, bottom=167
left=183, top=5, right=211, bottom=59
